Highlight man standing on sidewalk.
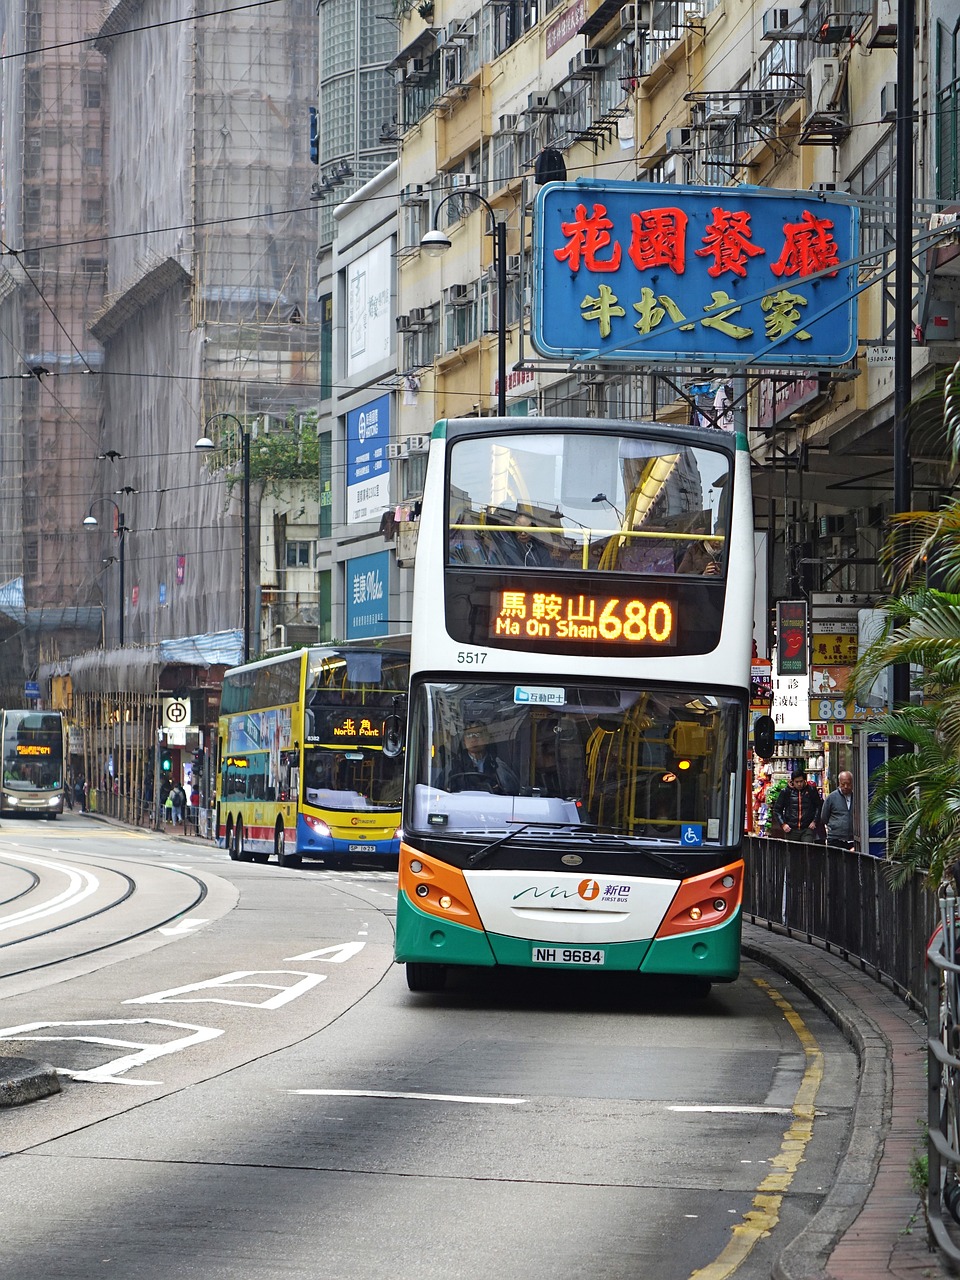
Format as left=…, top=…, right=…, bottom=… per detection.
left=773, top=769, right=822, bottom=843
left=821, top=771, right=855, bottom=851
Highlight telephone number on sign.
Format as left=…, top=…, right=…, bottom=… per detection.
left=532, top=947, right=606, bottom=966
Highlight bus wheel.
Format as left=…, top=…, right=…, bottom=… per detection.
left=406, top=963, right=447, bottom=993
left=226, top=820, right=237, bottom=860
left=235, top=821, right=252, bottom=862
left=276, top=824, right=300, bottom=867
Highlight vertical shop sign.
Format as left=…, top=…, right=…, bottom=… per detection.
left=776, top=599, right=808, bottom=675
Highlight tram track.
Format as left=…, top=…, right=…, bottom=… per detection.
left=0, top=846, right=210, bottom=982
left=0, top=863, right=41, bottom=908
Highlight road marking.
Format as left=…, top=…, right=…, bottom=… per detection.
left=0, top=1018, right=223, bottom=1086
left=158, top=918, right=209, bottom=936
left=0, top=854, right=100, bottom=932
left=688, top=976, right=824, bottom=1280
left=292, top=1089, right=526, bottom=1105
left=283, top=941, right=366, bottom=963
left=124, top=970, right=328, bottom=1009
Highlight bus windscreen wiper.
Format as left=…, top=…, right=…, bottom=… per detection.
left=465, top=821, right=685, bottom=874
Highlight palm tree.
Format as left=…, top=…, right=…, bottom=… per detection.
left=850, top=356, right=960, bottom=885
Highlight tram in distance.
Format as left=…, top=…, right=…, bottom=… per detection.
left=216, top=646, right=407, bottom=866
left=0, top=708, right=68, bottom=818
left=396, top=415, right=754, bottom=993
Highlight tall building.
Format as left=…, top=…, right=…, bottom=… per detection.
left=0, top=1, right=107, bottom=697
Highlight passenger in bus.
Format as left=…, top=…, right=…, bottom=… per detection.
left=678, top=537, right=723, bottom=575
left=442, top=721, right=520, bottom=794
left=496, top=512, right=555, bottom=568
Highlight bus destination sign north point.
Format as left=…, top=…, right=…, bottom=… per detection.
left=531, top=181, right=859, bottom=366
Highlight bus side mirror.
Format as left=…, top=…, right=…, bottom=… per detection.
left=383, top=714, right=404, bottom=759
left=753, top=715, right=775, bottom=760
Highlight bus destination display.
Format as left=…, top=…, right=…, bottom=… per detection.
left=488, top=589, right=677, bottom=645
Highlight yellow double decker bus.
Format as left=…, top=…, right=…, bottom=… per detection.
left=216, top=646, right=407, bottom=867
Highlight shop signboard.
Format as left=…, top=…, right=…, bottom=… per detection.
left=532, top=181, right=858, bottom=365
left=776, top=599, right=808, bottom=675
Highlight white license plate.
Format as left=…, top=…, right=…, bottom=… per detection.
left=532, top=946, right=605, bottom=966
left=349, top=843, right=376, bottom=853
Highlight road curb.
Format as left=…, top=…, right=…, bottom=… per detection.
left=0, top=1055, right=61, bottom=1108
left=742, top=927, right=891, bottom=1280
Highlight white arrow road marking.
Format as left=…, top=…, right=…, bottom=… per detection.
left=124, top=970, right=327, bottom=1009
left=158, top=918, right=209, bottom=936
left=283, top=941, right=366, bottom=963
left=0, top=854, right=100, bottom=932
left=0, top=1018, right=223, bottom=1085
left=292, top=1089, right=527, bottom=1105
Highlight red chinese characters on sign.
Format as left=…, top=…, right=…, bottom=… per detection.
left=694, top=207, right=765, bottom=278
left=770, top=210, right=840, bottom=279
left=627, top=208, right=687, bottom=274
left=553, top=202, right=841, bottom=284
left=554, top=203, right=621, bottom=273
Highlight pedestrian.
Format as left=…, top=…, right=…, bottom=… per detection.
left=74, top=776, right=86, bottom=812
left=773, top=769, right=822, bottom=843
left=170, top=782, right=186, bottom=825
left=821, top=771, right=855, bottom=851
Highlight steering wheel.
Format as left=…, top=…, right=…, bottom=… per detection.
left=445, top=771, right=501, bottom=794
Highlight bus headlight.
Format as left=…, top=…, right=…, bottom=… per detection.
left=7, top=796, right=18, bottom=806
left=303, top=816, right=331, bottom=839
left=48, top=796, right=60, bottom=807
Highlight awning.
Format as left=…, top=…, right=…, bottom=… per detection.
left=50, top=630, right=244, bottom=696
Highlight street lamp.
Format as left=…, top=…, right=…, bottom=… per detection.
left=420, top=192, right=508, bottom=416
left=83, top=498, right=126, bottom=647
left=195, top=412, right=252, bottom=662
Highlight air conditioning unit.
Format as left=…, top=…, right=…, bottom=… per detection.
left=620, top=3, right=637, bottom=28
left=665, top=126, right=693, bottom=154
left=396, top=313, right=415, bottom=332
left=449, top=283, right=472, bottom=305
left=526, top=91, right=557, bottom=114
left=442, top=49, right=463, bottom=87
left=386, top=443, right=404, bottom=460
left=505, top=254, right=522, bottom=274
left=809, top=181, right=848, bottom=193
left=569, top=48, right=604, bottom=77
left=880, top=81, right=897, bottom=121
left=448, top=172, right=476, bottom=189
left=407, top=57, right=427, bottom=79
left=400, top=183, right=425, bottom=206
left=499, top=113, right=520, bottom=132
left=408, top=306, right=429, bottom=326
left=703, top=95, right=741, bottom=122
left=805, top=57, right=841, bottom=115
left=443, top=16, right=476, bottom=42
left=405, top=434, right=429, bottom=454
left=762, top=6, right=804, bottom=38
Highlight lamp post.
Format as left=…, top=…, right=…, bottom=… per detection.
left=83, top=499, right=126, bottom=647
left=195, top=412, right=252, bottom=662
left=420, top=192, right=508, bottom=416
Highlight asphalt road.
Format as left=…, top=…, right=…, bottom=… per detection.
left=0, top=812, right=857, bottom=1280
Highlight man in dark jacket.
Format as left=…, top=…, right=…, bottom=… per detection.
left=773, top=770, right=822, bottom=842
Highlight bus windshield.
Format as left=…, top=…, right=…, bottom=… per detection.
left=447, top=431, right=731, bottom=575
left=302, top=746, right=404, bottom=813
left=407, top=680, right=743, bottom=844
left=2, top=711, right=64, bottom=791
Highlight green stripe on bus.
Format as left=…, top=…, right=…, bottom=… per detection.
left=639, top=910, right=742, bottom=981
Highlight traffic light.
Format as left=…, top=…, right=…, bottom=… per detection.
left=160, top=749, right=173, bottom=774
left=192, top=749, right=204, bottom=772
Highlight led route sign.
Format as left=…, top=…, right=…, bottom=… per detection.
left=532, top=181, right=859, bottom=366
left=490, top=589, right=676, bottom=645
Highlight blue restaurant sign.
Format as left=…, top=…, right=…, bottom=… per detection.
left=531, top=181, right=859, bottom=366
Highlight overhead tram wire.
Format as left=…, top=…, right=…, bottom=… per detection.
left=0, top=0, right=287, bottom=62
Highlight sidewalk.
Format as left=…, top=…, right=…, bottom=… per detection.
left=743, top=921, right=956, bottom=1279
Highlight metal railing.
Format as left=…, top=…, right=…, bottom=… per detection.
left=927, top=884, right=960, bottom=1264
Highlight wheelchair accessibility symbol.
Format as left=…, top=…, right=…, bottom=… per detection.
left=680, top=824, right=703, bottom=847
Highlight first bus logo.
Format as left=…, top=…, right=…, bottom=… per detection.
left=578, top=879, right=601, bottom=900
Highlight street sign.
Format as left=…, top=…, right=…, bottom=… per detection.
left=532, top=181, right=858, bottom=365
left=162, top=697, right=192, bottom=729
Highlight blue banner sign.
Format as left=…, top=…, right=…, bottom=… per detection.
left=532, top=181, right=858, bottom=366
left=346, top=394, right=391, bottom=525
left=345, top=550, right=390, bottom=639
